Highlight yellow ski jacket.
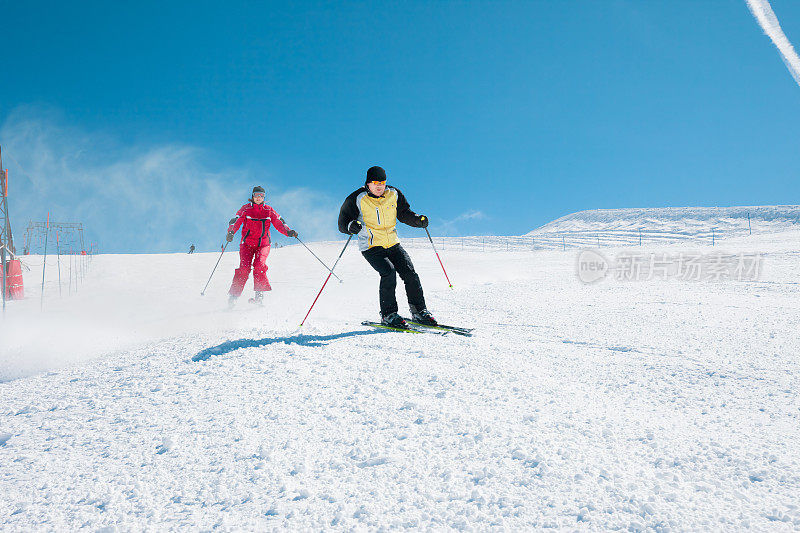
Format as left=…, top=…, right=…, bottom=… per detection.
left=338, top=186, right=425, bottom=251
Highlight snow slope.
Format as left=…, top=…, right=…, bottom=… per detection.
left=522, top=205, right=800, bottom=249
left=1, top=229, right=800, bottom=530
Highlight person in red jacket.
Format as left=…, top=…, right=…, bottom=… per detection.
left=226, top=186, right=297, bottom=306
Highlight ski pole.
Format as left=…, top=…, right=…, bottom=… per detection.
left=200, top=241, right=229, bottom=296
left=41, top=212, right=50, bottom=309
left=424, top=227, right=453, bottom=289
left=294, top=236, right=343, bottom=283
left=299, top=235, right=352, bottom=327
left=56, top=231, right=62, bottom=297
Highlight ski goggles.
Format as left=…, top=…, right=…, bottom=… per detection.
left=253, top=192, right=265, bottom=198
left=367, top=180, right=386, bottom=185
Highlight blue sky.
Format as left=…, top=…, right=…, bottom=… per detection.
left=2, top=1, right=799, bottom=253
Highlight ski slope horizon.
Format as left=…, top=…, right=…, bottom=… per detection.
left=518, top=204, right=800, bottom=252
left=528, top=204, right=800, bottom=236
left=1, top=212, right=799, bottom=529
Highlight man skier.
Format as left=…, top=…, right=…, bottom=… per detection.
left=338, top=166, right=437, bottom=329
left=226, top=186, right=297, bottom=306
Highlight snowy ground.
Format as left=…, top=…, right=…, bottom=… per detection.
left=1, top=230, right=799, bottom=530
left=528, top=205, right=800, bottom=243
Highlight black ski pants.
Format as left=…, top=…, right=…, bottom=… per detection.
left=362, top=244, right=426, bottom=317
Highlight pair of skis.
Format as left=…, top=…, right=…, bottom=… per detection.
left=361, top=318, right=473, bottom=337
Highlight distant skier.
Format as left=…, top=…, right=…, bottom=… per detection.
left=188, top=244, right=195, bottom=254
left=226, top=186, right=298, bottom=306
left=338, top=166, right=437, bottom=328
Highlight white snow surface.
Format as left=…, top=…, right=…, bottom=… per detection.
left=523, top=205, right=800, bottom=249
left=2, top=230, right=800, bottom=530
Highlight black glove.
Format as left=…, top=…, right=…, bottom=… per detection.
left=226, top=232, right=234, bottom=243
left=416, top=215, right=429, bottom=228
left=287, top=229, right=298, bottom=238
left=347, top=220, right=362, bottom=234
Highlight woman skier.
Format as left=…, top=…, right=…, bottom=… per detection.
left=338, top=166, right=437, bottom=328
left=226, top=186, right=297, bottom=306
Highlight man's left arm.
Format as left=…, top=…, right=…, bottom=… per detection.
left=395, top=188, right=428, bottom=228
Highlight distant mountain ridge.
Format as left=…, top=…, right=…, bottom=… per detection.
left=527, top=205, right=800, bottom=237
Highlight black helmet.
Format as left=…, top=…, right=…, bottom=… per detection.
left=365, top=166, right=386, bottom=184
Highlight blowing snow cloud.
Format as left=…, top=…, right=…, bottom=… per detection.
left=0, top=107, right=340, bottom=253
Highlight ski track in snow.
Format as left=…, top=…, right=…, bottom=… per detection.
left=1, top=231, right=800, bottom=530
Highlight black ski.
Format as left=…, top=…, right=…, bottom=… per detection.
left=361, top=320, right=449, bottom=335
left=402, top=318, right=474, bottom=336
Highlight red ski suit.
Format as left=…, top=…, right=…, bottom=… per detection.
left=227, top=202, right=291, bottom=297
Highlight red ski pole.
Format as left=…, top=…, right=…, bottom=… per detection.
left=299, top=235, right=352, bottom=327
left=424, top=227, right=453, bottom=289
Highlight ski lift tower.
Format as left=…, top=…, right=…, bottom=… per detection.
left=0, top=148, right=12, bottom=251
left=1, top=145, right=19, bottom=309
